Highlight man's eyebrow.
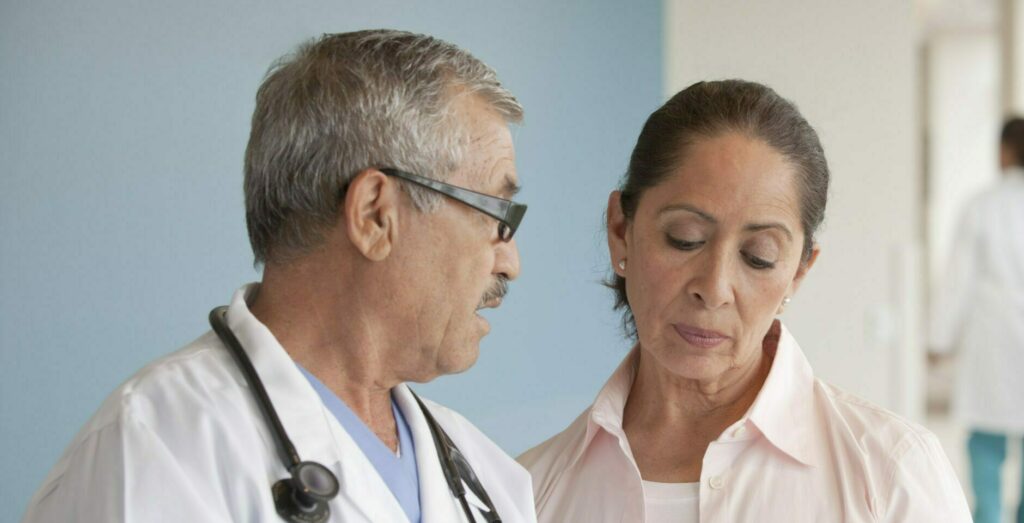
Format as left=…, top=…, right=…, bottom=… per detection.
left=502, top=176, right=521, bottom=198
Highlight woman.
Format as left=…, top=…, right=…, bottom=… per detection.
left=518, top=80, right=971, bottom=522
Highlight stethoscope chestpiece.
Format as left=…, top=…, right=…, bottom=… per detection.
left=272, top=461, right=340, bottom=523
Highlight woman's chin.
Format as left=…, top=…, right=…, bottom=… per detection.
left=646, top=347, right=726, bottom=381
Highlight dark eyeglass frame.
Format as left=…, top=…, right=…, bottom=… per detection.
left=380, top=168, right=527, bottom=242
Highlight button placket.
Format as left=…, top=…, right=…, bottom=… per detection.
left=701, top=437, right=746, bottom=521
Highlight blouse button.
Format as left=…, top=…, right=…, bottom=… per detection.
left=709, top=475, right=725, bottom=489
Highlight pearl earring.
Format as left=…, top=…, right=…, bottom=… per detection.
left=618, top=259, right=626, bottom=271
left=777, top=296, right=792, bottom=315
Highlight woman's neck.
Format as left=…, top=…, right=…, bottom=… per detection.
left=622, top=342, right=772, bottom=482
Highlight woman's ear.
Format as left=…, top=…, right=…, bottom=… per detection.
left=607, top=191, right=629, bottom=277
left=343, top=168, right=399, bottom=261
left=787, top=244, right=821, bottom=297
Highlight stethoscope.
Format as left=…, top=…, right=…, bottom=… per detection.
left=209, top=306, right=501, bottom=523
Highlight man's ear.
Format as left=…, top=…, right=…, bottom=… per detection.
left=343, top=168, right=398, bottom=261
left=607, top=191, right=629, bottom=277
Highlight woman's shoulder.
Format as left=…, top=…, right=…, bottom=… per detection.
left=809, top=378, right=971, bottom=519
left=516, top=407, right=594, bottom=500
left=517, top=407, right=592, bottom=472
left=810, top=380, right=950, bottom=493
left=811, top=378, right=935, bottom=454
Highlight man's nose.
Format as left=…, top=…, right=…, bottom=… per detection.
left=495, top=237, right=521, bottom=280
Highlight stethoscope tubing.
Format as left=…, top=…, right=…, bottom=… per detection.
left=209, top=305, right=501, bottom=522
left=210, top=306, right=303, bottom=469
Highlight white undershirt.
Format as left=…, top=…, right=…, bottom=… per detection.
left=642, top=480, right=700, bottom=523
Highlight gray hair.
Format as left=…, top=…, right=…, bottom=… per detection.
left=244, top=29, right=523, bottom=265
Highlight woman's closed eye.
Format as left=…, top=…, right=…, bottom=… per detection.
left=742, top=252, right=776, bottom=270
left=666, top=235, right=704, bottom=250
left=667, top=232, right=779, bottom=269
left=742, top=236, right=781, bottom=270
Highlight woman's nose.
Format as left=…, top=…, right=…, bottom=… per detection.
left=686, top=250, right=734, bottom=309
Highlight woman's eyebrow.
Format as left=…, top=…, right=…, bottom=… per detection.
left=745, top=222, right=793, bottom=240
left=658, top=203, right=715, bottom=222
left=660, top=203, right=793, bottom=240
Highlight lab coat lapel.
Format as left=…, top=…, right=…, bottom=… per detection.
left=319, top=415, right=410, bottom=521
left=224, top=285, right=408, bottom=522
left=393, top=384, right=466, bottom=523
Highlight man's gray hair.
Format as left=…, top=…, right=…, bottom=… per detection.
left=244, top=29, right=523, bottom=265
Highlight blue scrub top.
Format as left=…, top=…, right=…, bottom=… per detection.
left=297, top=365, right=421, bottom=523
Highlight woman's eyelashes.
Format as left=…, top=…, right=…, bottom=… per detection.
left=666, top=235, right=704, bottom=250
left=665, top=234, right=778, bottom=270
left=742, top=252, right=776, bottom=270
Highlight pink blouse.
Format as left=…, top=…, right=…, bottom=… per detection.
left=518, top=323, right=971, bottom=522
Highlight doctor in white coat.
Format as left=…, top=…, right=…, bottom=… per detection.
left=930, top=117, right=1024, bottom=523
left=23, top=30, right=535, bottom=523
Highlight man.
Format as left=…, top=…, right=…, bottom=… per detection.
left=23, top=30, right=534, bottom=522
left=929, top=117, right=1024, bottom=523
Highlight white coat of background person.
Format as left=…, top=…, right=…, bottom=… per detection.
left=929, top=117, right=1024, bottom=523
left=22, top=30, right=536, bottom=523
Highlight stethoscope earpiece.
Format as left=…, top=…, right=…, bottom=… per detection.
left=272, top=461, right=339, bottom=523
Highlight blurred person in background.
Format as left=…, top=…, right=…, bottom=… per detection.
left=519, top=80, right=971, bottom=522
left=929, top=117, right=1024, bottom=523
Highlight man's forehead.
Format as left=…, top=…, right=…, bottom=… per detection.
left=456, top=99, right=518, bottom=195
left=464, top=148, right=518, bottom=195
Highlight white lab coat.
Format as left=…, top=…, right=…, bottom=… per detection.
left=22, top=285, right=536, bottom=522
left=930, top=169, right=1024, bottom=434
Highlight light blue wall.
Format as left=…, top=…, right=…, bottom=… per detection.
left=0, top=1, right=661, bottom=518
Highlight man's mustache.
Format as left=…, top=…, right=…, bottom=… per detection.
left=478, top=276, right=509, bottom=308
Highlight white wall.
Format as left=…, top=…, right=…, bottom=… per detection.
left=665, top=0, right=922, bottom=417
left=927, top=31, right=999, bottom=287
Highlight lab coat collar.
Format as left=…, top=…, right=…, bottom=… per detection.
left=1003, top=166, right=1024, bottom=188
left=224, top=284, right=410, bottom=521
left=224, top=284, right=487, bottom=522
left=225, top=284, right=336, bottom=459
left=392, top=385, right=462, bottom=523
left=393, top=385, right=495, bottom=522
left=576, top=320, right=818, bottom=469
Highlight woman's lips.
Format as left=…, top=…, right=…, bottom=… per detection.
left=673, top=323, right=729, bottom=348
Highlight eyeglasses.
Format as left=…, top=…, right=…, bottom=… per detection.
left=380, top=168, right=527, bottom=242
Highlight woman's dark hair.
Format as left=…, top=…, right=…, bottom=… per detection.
left=1000, top=117, right=1024, bottom=167
left=611, top=80, right=830, bottom=338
